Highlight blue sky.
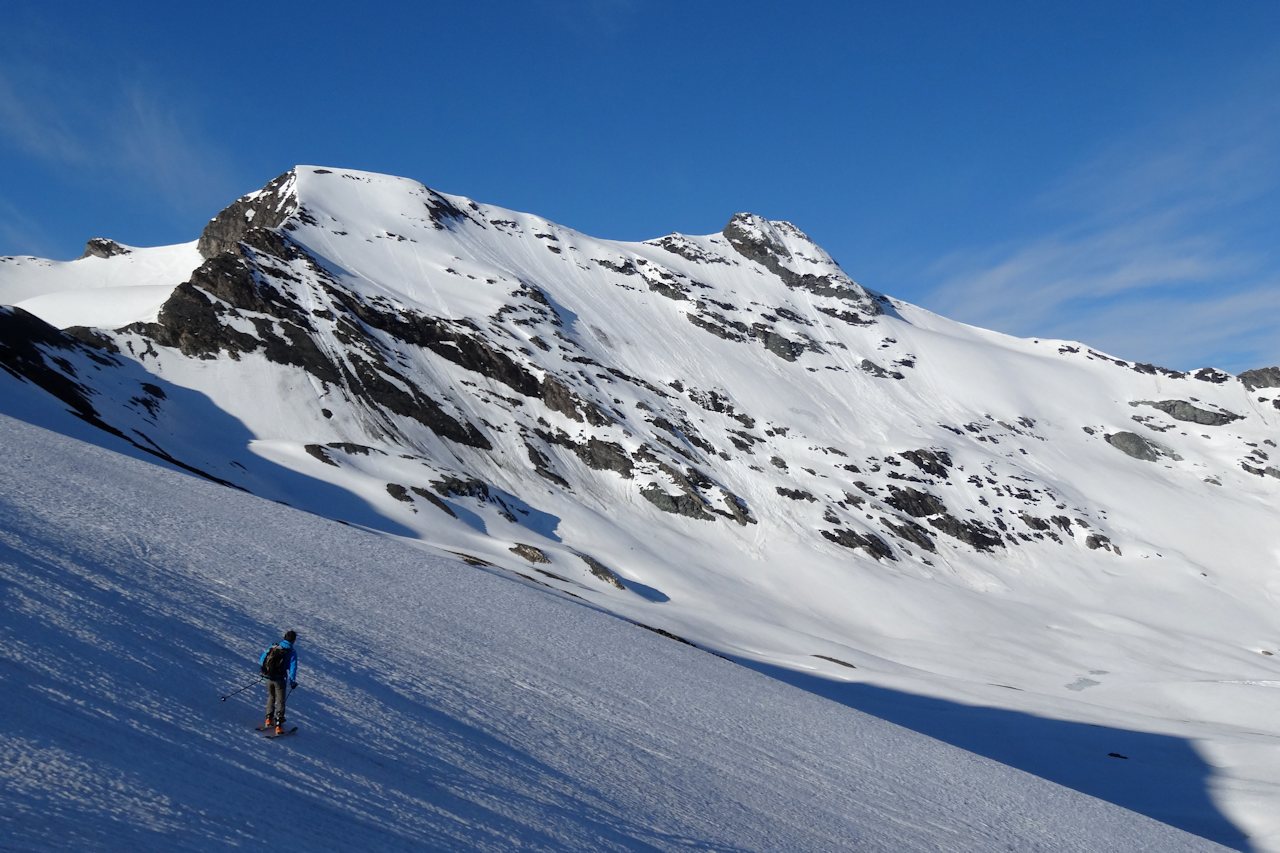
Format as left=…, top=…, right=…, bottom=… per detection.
left=2, top=1, right=1277, bottom=373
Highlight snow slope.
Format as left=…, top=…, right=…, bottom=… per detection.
left=0, top=241, right=200, bottom=328
left=2, top=165, right=1278, bottom=847
left=0, top=410, right=1226, bottom=851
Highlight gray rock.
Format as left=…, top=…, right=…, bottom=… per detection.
left=1086, top=534, right=1121, bottom=555
left=1105, top=431, right=1181, bottom=462
left=510, top=543, right=551, bottom=564
left=640, top=483, right=713, bottom=520
left=1133, top=400, right=1241, bottom=426
left=197, top=170, right=298, bottom=258
left=879, top=516, right=937, bottom=553
left=927, top=514, right=1005, bottom=552
left=885, top=486, right=947, bottom=518
left=1239, top=366, right=1280, bottom=391
left=899, top=448, right=953, bottom=478
left=722, top=214, right=881, bottom=318
left=821, top=527, right=896, bottom=560
left=80, top=237, right=130, bottom=259
left=576, top=552, right=626, bottom=589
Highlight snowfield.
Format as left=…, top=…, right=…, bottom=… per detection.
left=0, top=409, right=1226, bottom=851
left=0, top=242, right=201, bottom=329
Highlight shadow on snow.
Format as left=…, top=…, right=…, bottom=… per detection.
left=741, top=659, right=1251, bottom=851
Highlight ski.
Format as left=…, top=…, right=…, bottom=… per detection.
left=263, top=726, right=298, bottom=739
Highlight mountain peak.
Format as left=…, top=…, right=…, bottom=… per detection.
left=722, top=212, right=879, bottom=310
left=196, top=169, right=300, bottom=259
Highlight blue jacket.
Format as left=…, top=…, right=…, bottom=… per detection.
left=259, top=639, right=298, bottom=683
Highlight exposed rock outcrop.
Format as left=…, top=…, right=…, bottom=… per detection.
left=1105, top=431, right=1181, bottom=463
left=1239, top=367, right=1280, bottom=391
left=80, top=238, right=130, bottom=259
left=1132, top=400, right=1242, bottom=426
left=197, top=170, right=299, bottom=258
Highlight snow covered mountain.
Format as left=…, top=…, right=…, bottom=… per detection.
left=3, top=166, right=1278, bottom=848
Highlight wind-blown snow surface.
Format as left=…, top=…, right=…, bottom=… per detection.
left=0, top=411, right=1222, bottom=851
left=2, top=165, right=1279, bottom=848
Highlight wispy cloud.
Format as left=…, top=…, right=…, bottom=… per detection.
left=0, top=198, right=57, bottom=259
left=921, top=68, right=1280, bottom=374
left=0, top=57, right=238, bottom=220
left=0, top=73, right=90, bottom=165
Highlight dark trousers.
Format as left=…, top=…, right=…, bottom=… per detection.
left=264, top=679, right=289, bottom=724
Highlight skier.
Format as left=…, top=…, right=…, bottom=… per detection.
left=259, top=630, right=299, bottom=735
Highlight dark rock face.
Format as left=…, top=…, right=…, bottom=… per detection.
left=410, top=486, right=456, bottom=517
left=648, top=234, right=729, bottom=265
left=0, top=307, right=241, bottom=489
left=753, top=325, right=810, bottom=362
left=524, top=441, right=570, bottom=488
left=640, top=483, right=713, bottom=520
left=822, top=527, right=896, bottom=560
left=0, top=307, right=107, bottom=425
left=1106, top=431, right=1180, bottom=463
left=193, top=241, right=309, bottom=324
left=927, top=515, right=1005, bottom=552
left=1134, top=400, right=1242, bottom=426
left=132, top=281, right=257, bottom=359
left=576, top=552, right=627, bottom=589
left=140, top=224, right=496, bottom=450
left=510, top=543, right=550, bottom=564
left=880, top=516, right=937, bottom=553
left=899, top=449, right=953, bottom=478
left=885, top=486, right=948, bottom=518
left=326, top=287, right=607, bottom=427
left=777, top=487, right=817, bottom=502
left=1086, top=534, right=1121, bottom=555
left=575, top=437, right=635, bottom=477
left=537, top=429, right=635, bottom=479
left=1239, top=367, right=1280, bottom=391
left=859, top=359, right=903, bottom=380
left=718, top=492, right=756, bottom=526
left=1193, top=368, right=1231, bottom=384
left=721, top=214, right=880, bottom=315
left=80, top=237, right=130, bottom=259
left=197, top=170, right=298, bottom=258
left=304, top=445, right=338, bottom=466
left=346, top=354, right=492, bottom=449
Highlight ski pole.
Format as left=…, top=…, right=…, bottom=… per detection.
left=220, top=676, right=261, bottom=702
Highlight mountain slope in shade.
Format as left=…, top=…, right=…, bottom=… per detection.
left=0, top=411, right=1228, bottom=851
left=2, top=166, right=1278, bottom=847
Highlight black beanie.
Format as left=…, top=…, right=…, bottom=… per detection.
left=284, top=630, right=297, bottom=643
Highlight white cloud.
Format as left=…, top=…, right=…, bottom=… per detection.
left=0, top=72, right=92, bottom=165
left=1046, top=283, right=1280, bottom=372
